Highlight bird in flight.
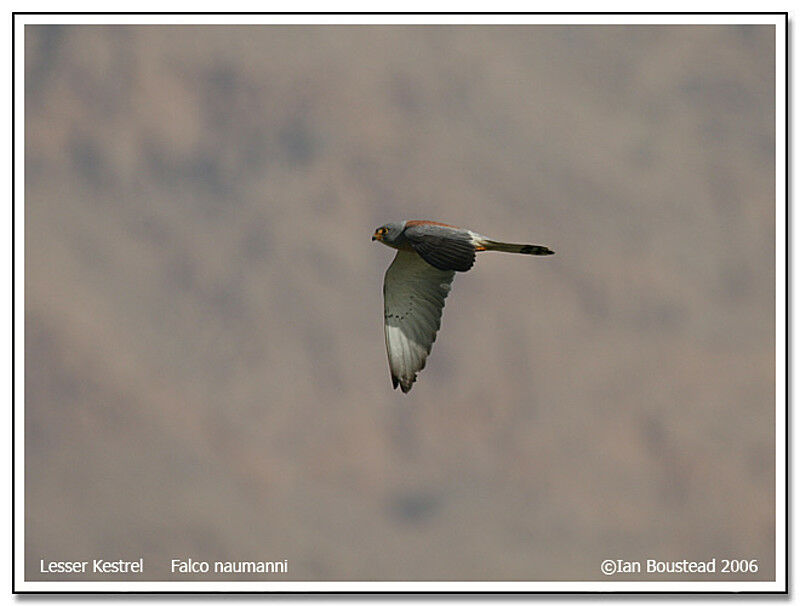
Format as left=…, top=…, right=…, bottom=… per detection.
left=373, top=220, right=554, bottom=393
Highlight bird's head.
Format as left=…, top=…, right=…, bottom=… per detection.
left=372, top=221, right=405, bottom=247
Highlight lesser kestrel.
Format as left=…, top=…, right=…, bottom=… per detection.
left=373, top=220, right=554, bottom=393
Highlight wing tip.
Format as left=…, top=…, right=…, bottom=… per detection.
left=392, top=373, right=415, bottom=393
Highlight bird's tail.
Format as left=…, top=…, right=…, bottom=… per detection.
left=480, top=239, right=554, bottom=256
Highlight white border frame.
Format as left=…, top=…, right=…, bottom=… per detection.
left=12, top=12, right=787, bottom=593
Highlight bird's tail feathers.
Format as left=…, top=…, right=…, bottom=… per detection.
left=480, top=239, right=554, bottom=256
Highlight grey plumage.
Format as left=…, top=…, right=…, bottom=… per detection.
left=383, top=250, right=454, bottom=393
left=373, top=220, right=553, bottom=392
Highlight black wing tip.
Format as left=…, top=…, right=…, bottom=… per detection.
left=392, top=374, right=415, bottom=393
left=455, top=258, right=476, bottom=272
left=425, top=255, right=474, bottom=272
left=408, top=231, right=476, bottom=271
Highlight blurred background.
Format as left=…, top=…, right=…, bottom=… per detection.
left=25, top=24, right=776, bottom=581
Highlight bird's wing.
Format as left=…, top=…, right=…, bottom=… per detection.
left=383, top=249, right=456, bottom=393
left=403, top=224, right=476, bottom=272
